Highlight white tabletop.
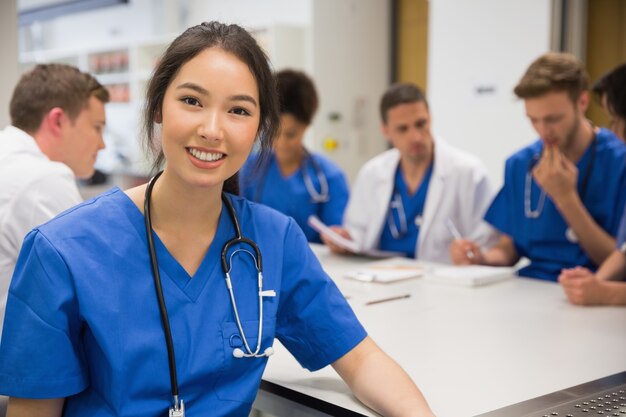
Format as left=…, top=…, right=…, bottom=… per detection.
left=255, top=244, right=626, bottom=417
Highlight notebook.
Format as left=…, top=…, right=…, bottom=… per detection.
left=426, top=265, right=514, bottom=287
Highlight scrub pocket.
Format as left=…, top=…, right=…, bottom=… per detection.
left=215, top=318, right=276, bottom=403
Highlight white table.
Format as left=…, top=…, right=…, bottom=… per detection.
left=253, top=245, right=626, bottom=417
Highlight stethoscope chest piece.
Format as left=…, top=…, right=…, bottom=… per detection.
left=169, top=398, right=185, bottom=417
left=565, top=227, right=578, bottom=243
left=414, top=215, right=423, bottom=227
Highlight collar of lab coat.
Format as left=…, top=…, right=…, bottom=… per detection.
left=372, top=137, right=455, bottom=256
left=0, top=125, right=46, bottom=159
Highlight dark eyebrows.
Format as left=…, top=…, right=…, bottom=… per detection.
left=176, top=82, right=209, bottom=96
left=230, top=94, right=258, bottom=108
left=175, top=83, right=257, bottom=108
left=527, top=113, right=564, bottom=123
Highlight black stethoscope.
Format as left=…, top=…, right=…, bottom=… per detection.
left=524, top=130, right=597, bottom=243
left=144, top=171, right=275, bottom=417
left=254, top=148, right=329, bottom=203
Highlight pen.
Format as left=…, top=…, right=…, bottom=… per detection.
left=365, top=294, right=411, bottom=306
left=445, top=218, right=475, bottom=259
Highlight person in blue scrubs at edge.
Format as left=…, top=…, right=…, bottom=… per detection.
left=450, top=52, right=626, bottom=282
left=322, top=83, right=498, bottom=261
left=559, top=62, right=626, bottom=305
left=239, top=69, right=349, bottom=243
left=0, top=22, right=434, bottom=417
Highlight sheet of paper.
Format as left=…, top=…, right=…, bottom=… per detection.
left=308, top=215, right=404, bottom=258
left=308, top=215, right=360, bottom=252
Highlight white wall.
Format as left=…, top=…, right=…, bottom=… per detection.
left=19, top=0, right=159, bottom=52
left=189, top=0, right=312, bottom=72
left=18, top=0, right=313, bottom=53
left=0, top=0, right=19, bottom=127
left=427, top=0, right=552, bottom=187
left=310, top=0, right=391, bottom=182
left=189, top=0, right=311, bottom=28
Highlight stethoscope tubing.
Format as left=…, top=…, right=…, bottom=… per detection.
left=525, top=131, right=597, bottom=219
left=254, top=148, right=329, bottom=204
left=386, top=162, right=430, bottom=240
left=388, top=193, right=408, bottom=239
left=144, top=171, right=268, bottom=415
left=144, top=171, right=181, bottom=404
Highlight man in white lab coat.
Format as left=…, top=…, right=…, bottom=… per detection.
left=0, top=63, right=109, bottom=336
left=322, top=83, right=497, bottom=262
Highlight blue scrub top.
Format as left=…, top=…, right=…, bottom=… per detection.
left=379, top=164, right=433, bottom=258
left=485, top=128, right=626, bottom=281
left=0, top=188, right=366, bottom=417
left=239, top=152, right=349, bottom=243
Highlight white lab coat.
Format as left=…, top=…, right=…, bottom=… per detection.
left=344, top=139, right=498, bottom=263
left=0, top=125, right=82, bottom=336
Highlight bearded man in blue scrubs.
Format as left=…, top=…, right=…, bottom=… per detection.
left=450, top=52, right=626, bottom=281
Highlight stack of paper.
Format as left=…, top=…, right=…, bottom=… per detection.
left=426, top=265, right=514, bottom=287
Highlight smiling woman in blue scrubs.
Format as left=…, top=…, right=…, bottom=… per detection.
left=450, top=53, right=626, bottom=281
left=239, top=70, right=349, bottom=243
left=0, top=22, right=433, bottom=417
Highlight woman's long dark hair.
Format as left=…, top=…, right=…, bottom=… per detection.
left=143, top=21, right=280, bottom=194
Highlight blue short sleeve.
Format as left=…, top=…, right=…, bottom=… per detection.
left=275, top=220, right=366, bottom=371
left=0, top=231, right=87, bottom=398
left=484, top=158, right=516, bottom=237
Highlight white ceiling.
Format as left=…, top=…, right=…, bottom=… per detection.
left=17, top=0, right=74, bottom=11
